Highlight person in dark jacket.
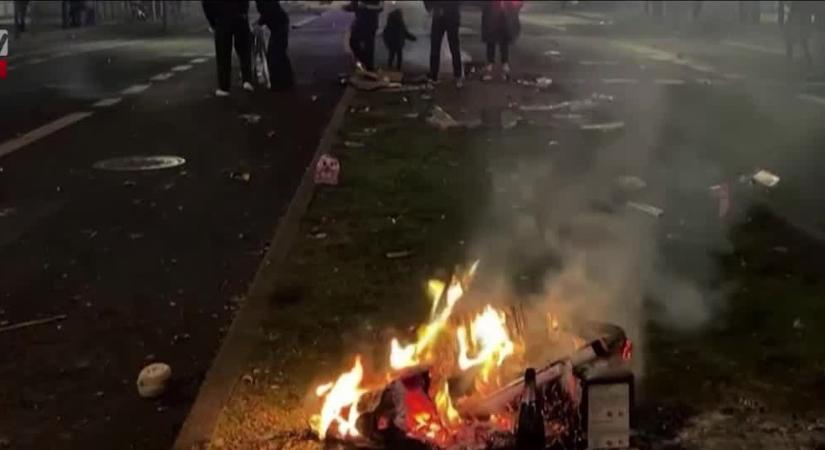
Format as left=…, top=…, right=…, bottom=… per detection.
left=424, top=0, right=463, bottom=85
left=13, top=0, right=29, bottom=35
left=202, top=0, right=254, bottom=96
left=256, top=0, right=294, bottom=90
left=382, top=8, right=416, bottom=70
left=481, top=0, right=523, bottom=81
left=347, top=0, right=383, bottom=72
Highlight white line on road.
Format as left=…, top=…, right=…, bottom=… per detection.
left=0, top=112, right=94, bottom=159
left=580, top=60, right=619, bottom=66
left=722, top=40, right=783, bottom=55
left=93, top=98, right=123, bottom=108
left=602, top=78, right=639, bottom=84
left=171, top=64, right=193, bottom=72
left=27, top=57, right=47, bottom=64
left=121, top=84, right=151, bottom=95
left=797, top=94, right=825, bottom=107
left=189, top=58, right=208, bottom=64
left=654, top=78, right=686, bottom=85
left=150, top=72, right=174, bottom=81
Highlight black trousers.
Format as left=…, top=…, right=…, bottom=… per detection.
left=387, top=47, right=403, bottom=70
left=486, top=41, right=509, bottom=64
left=350, top=24, right=377, bottom=71
left=14, top=1, right=28, bottom=32
left=429, top=16, right=462, bottom=80
left=214, top=19, right=253, bottom=91
left=267, top=24, right=294, bottom=89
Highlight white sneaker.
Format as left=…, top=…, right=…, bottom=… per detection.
left=455, top=78, right=464, bottom=89
left=242, top=82, right=254, bottom=92
left=502, top=63, right=511, bottom=81
left=482, top=64, right=494, bottom=82
left=215, top=89, right=230, bottom=97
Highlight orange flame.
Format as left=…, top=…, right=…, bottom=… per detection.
left=310, top=356, right=368, bottom=440
left=434, top=382, right=461, bottom=427
left=457, top=305, right=516, bottom=380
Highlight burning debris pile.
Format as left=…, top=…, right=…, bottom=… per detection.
left=309, top=261, right=633, bottom=450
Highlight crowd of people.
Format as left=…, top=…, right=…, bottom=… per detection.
left=201, top=0, right=525, bottom=96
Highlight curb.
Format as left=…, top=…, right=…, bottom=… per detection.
left=172, top=85, right=356, bottom=450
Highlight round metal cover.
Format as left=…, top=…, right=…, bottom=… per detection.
left=93, top=155, right=186, bottom=171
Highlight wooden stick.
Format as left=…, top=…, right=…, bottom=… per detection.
left=0, top=314, right=68, bottom=333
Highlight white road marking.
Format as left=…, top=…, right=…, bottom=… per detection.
left=797, top=94, right=825, bottom=107
left=580, top=60, right=619, bottom=66
left=53, top=50, right=74, bottom=58
left=181, top=52, right=199, bottom=58
left=28, top=57, right=47, bottom=64
left=93, top=98, right=123, bottom=108
left=121, top=84, right=151, bottom=95
left=292, top=15, right=320, bottom=28
left=602, top=78, right=639, bottom=84
left=189, top=58, right=207, bottom=64
left=654, top=78, right=686, bottom=85
left=0, top=112, right=94, bottom=159
left=151, top=72, right=174, bottom=81
left=171, top=64, right=193, bottom=72
left=722, top=40, right=783, bottom=55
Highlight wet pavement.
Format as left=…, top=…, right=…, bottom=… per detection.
left=0, top=8, right=348, bottom=450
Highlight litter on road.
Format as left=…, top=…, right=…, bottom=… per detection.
left=0, top=314, right=68, bottom=333
left=314, top=155, right=340, bottom=185
left=238, top=114, right=262, bottom=125
left=616, top=175, right=647, bottom=190
left=344, top=141, right=365, bottom=149
left=228, top=172, right=251, bottom=183
left=136, top=362, right=172, bottom=398
left=427, top=106, right=459, bottom=130
left=627, top=201, right=664, bottom=218
left=92, top=156, right=186, bottom=171
left=385, top=250, right=412, bottom=259
left=752, top=169, right=780, bottom=188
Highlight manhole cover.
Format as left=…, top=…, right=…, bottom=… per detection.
left=93, top=156, right=186, bottom=171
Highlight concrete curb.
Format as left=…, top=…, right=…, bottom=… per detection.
left=172, top=85, right=356, bottom=450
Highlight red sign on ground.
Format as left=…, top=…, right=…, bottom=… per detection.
left=0, top=60, right=6, bottom=79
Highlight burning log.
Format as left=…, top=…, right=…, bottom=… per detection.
left=456, top=323, right=626, bottom=418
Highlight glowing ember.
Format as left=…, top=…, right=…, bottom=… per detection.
left=311, top=356, right=368, bottom=440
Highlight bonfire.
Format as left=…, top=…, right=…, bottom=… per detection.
left=309, top=261, right=632, bottom=450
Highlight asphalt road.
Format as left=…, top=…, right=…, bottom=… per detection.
left=0, top=9, right=350, bottom=450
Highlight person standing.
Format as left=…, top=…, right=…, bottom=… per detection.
left=202, top=0, right=255, bottom=96
left=424, top=0, right=463, bottom=86
left=13, top=0, right=29, bottom=35
left=382, top=8, right=416, bottom=70
left=256, top=0, right=294, bottom=90
left=785, top=0, right=814, bottom=69
left=481, top=0, right=523, bottom=81
left=347, top=0, right=383, bottom=72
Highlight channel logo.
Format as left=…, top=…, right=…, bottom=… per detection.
left=0, top=29, right=7, bottom=79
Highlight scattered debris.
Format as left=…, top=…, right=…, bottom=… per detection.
left=404, top=112, right=420, bottom=119
left=426, top=106, right=459, bottom=130
left=544, top=49, right=562, bottom=57
left=581, top=121, right=625, bottom=132
left=627, top=201, right=664, bottom=218
left=536, top=77, right=553, bottom=88
left=793, top=318, right=805, bottom=330
left=616, top=175, right=647, bottom=191
left=311, top=95, right=318, bottom=102
left=310, top=232, right=328, bottom=239
left=0, top=314, right=68, bottom=333
left=267, top=131, right=276, bottom=138
left=348, top=72, right=402, bottom=91
left=547, top=140, right=559, bottom=147
left=386, top=250, right=412, bottom=259
left=709, top=183, right=731, bottom=218
left=228, top=171, right=251, bottom=183
left=752, top=169, right=780, bottom=188
left=501, top=110, right=521, bottom=130
left=0, top=207, right=16, bottom=218
left=344, top=140, right=365, bottom=149
left=136, top=362, right=172, bottom=398
left=241, top=373, right=254, bottom=384
left=128, top=232, right=144, bottom=240
left=421, top=93, right=433, bottom=101
left=314, top=154, right=340, bottom=185
left=238, top=113, right=262, bottom=125
left=123, top=180, right=136, bottom=187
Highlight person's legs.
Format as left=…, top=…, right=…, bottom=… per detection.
left=395, top=49, right=403, bottom=70
left=268, top=24, right=294, bottom=89
left=446, top=22, right=462, bottom=79
left=350, top=25, right=364, bottom=67
left=429, top=18, right=446, bottom=80
left=215, top=26, right=233, bottom=91
left=486, top=42, right=496, bottom=64
left=500, top=42, right=510, bottom=64
left=232, top=19, right=253, bottom=84
left=363, top=28, right=376, bottom=71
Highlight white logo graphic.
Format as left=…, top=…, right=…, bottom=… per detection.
left=0, top=30, right=8, bottom=57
